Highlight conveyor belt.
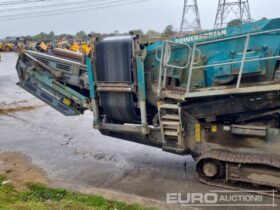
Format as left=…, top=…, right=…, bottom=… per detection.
left=96, top=36, right=139, bottom=123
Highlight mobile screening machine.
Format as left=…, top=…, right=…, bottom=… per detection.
left=16, top=18, right=280, bottom=194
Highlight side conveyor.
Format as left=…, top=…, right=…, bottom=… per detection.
left=16, top=52, right=90, bottom=116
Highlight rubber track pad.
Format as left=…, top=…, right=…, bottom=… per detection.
left=96, top=36, right=139, bottom=123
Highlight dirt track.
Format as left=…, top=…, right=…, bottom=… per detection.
left=0, top=103, right=45, bottom=115
left=0, top=152, right=48, bottom=190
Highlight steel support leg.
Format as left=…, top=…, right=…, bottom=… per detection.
left=136, top=56, right=148, bottom=135
left=86, top=57, right=100, bottom=128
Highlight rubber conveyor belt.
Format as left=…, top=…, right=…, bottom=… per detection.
left=96, top=36, right=139, bottom=123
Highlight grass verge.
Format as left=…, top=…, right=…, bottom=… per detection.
left=0, top=176, right=156, bottom=210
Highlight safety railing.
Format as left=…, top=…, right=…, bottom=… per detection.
left=185, top=28, right=280, bottom=96
left=157, top=40, right=199, bottom=97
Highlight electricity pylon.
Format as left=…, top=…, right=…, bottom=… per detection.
left=214, top=0, right=251, bottom=29
left=180, top=0, right=201, bottom=32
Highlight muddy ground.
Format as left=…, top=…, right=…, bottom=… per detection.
left=0, top=152, right=48, bottom=190
left=0, top=52, right=279, bottom=210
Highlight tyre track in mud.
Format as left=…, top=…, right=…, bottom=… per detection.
left=0, top=104, right=46, bottom=115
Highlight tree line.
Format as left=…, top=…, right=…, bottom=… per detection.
left=4, top=25, right=176, bottom=42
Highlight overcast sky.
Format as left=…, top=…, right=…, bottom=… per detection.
left=0, top=0, right=279, bottom=38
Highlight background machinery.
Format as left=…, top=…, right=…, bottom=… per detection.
left=0, top=42, right=14, bottom=52
left=69, top=40, right=91, bottom=56
left=16, top=18, right=280, bottom=194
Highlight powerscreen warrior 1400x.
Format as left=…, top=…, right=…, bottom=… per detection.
left=16, top=18, right=280, bottom=195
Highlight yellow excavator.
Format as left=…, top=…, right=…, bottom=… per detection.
left=0, top=42, right=14, bottom=52
left=69, top=40, right=91, bottom=55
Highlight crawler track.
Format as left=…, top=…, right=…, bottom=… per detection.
left=196, top=149, right=280, bottom=197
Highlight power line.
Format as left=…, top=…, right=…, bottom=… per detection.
left=0, top=0, right=55, bottom=6
left=0, top=0, right=113, bottom=12
left=0, top=0, right=140, bottom=17
left=0, top=0, right=151, bottom=21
